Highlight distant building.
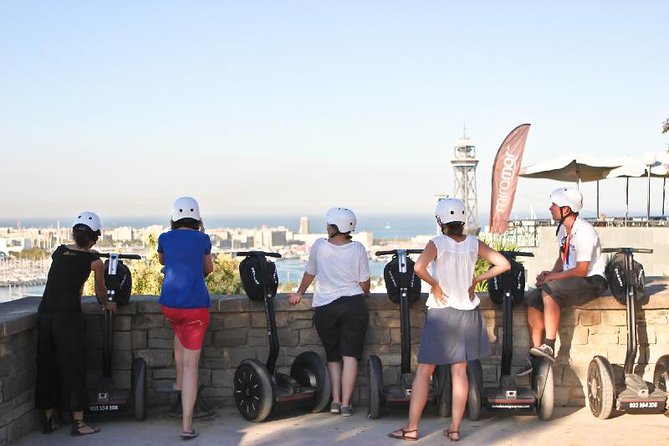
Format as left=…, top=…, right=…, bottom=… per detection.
left=299, top=216, right=309, bottom=234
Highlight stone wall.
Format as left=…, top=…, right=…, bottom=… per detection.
left=1, top=281, right=669, bottom=445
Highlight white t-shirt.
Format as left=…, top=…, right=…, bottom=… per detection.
left=425, top=234, right=480, bottom=310
left=557, top=216, right=606, bottom=277
left=304, top=238, right=370, bottom=307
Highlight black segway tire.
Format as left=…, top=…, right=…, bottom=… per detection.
left=434, top=365, right=451, bottom=418
left=652, top=354, right=669, bottom=417
left=466, top=360, right=483, bottom=421
left=587, top=356, right=615, bottom=419
left=234, top=359, right=274, bottom=422
left=367, top=355, right=383, bottom=419
left=131, top=357, right=147, bottom=421
left=290, top=351, right=331, bottom=413
left=534, top=358, right=555, bottom=421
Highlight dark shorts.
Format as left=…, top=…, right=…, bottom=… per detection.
left=524, top=275, right=608, bottom=311
left=314, top=294, right=369, bottom=362
left=161, top=306, right=210, bottom=350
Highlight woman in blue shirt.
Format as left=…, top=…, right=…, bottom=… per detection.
left=158, top=197, right=213, bottom=440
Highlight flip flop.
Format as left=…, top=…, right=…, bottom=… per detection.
left=180, top=430, right=199, bottom=440
left=388, top=428, right=418, bottom=441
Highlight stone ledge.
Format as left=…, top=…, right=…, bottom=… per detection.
left=2, top=277, right=667, bottom=327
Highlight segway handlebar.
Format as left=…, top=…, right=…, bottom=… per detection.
left=602, top=247, right=653, bottom=254
left=375, top=249, right=424, bottom=256
left=235, top=251, right=282, bottom=259
left=499, top=250, right=533, bottom=258
left=98, top=253, right=142, bottom=260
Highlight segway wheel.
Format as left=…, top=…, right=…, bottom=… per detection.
left=290, top=351, right=331, bottom=413
left=233, top=359, right=274, bottom=422
left=534, top=358, right=555, bottom=421
left=652, top=355, right=669, bottom=417
left=466, top=360, right=483, bottom=421
left=434, top=365, right=451, bottom=418
left=586, top=356, right=615, bottom=419
left=367, top=355, right=383, bottom=419
left=130, top=357, right=147, bottom=421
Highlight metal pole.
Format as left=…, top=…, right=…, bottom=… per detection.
left=596, top=180, right=600, bottom=219
left=646, top=168, right=652, bottom=226
left=663, top=177, right=666, bottom=218
left=625, top=178, right=629, bottom=226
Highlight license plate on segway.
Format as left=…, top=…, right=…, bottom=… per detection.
left=618, top=398, right=667, bottom=414
left=88, top=391, right=130, bottom=413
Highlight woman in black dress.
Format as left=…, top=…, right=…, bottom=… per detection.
left=35, top=211, right=115, bottom=436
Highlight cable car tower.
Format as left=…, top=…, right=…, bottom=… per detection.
left=451, top=130, right=480, bottom=234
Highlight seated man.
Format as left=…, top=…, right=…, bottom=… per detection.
left=517, top=187, right=608, bottom=376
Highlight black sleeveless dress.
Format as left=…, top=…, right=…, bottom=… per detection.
left=35, top=245, right=99, bottom=411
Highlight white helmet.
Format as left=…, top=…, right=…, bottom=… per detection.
left=72, top=211, right=101, bottom=233
left=435, top=198, right=466, bottom=225
left=325, top=207, right=357, bottom=233
left=171, top=196, right=201, bottom=221
left=550, top=187, right=583, bottom=212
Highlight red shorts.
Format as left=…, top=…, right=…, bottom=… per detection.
left=160, top=306, right=210, bottom=350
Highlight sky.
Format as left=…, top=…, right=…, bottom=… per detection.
left=1, top=1, right=668, bottom=225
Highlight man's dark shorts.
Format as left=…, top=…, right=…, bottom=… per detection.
left=524, top=275, right=608, bottom=311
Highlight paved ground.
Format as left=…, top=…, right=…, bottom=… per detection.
left=13, top=404, right=669, bottom=446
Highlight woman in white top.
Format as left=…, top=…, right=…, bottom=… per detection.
left=289, top=207, right=370, bottom=417
left=389, top=198, right=510, bottom=442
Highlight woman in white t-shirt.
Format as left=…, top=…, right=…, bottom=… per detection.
left=289, top=207, right=370, bottom=417
left=389, top=199, right=510, bottom=442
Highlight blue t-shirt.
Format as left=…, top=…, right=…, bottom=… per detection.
left=157, top=229, right=212, bottom=309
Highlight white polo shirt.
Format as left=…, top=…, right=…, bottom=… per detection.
left=557, top=216, right=606, bottom=278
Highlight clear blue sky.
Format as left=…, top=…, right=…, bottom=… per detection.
left=1, top=1, right=667, bottom=223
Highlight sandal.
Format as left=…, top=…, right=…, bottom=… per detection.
left=180, top=430, right=199, bottom=440
left=42, top=415, right=61, bottom=434
left=71, top=420, right=100, bottom=436
left=444, top=430, right=461, bottom=442
left=388, top=428, right=419, bottom=441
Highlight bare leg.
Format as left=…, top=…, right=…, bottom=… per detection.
left=180, top=347, right=202, bottom=433
left=174, top=335, right=184, bottom=390
left=527, top=306, right=545, bottom=348
left=447, top=362, right=468, bottom=440
left=390, top=363, right=435, bottom=440
left=328, top=360, right=343, bottom=404
left=341, top=356, right=358, bottom=407
left=542, top=292, right=561, bottom=341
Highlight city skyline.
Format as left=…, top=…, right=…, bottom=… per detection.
left=2, top=2, right=668, bottom=220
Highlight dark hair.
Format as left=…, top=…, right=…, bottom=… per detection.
left=328, top=224, right=352, bottom=240
left=440, top=221, right=465, bottom=236
left=72, top=224, right=100, bottom=248
left=171, top=218, right=202, bottom=230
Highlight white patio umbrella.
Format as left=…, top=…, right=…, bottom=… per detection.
left=520, top=155, right=629, bottom=217
left=606, top=155, right=667, bottom=223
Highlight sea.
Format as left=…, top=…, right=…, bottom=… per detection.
left=0, top=213, right=453, bottom=239
left=1, top=213, right=446, bottom=302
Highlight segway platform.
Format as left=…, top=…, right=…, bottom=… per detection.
left=616, top=375, right=666, bottom=414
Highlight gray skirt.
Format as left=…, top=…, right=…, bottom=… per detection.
left=417, top=306, right=490, bottom=365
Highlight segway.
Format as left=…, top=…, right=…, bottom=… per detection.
left=466, top=251, right=555, bottom=421
left=88, top=252, right=147, bottom=421
left=368, top=249, right=450, bottom=418
left=587, top=247, right=668, bottom=418
left=233, top=251, right=331, bottom=422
